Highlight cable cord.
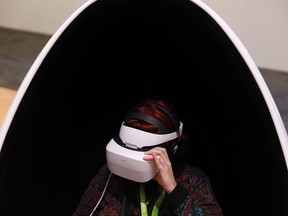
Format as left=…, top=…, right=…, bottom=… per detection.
left=89, top=171, right=112, bottom=216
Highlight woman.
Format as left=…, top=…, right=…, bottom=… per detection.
left=73, top=99, right=222, bottom=216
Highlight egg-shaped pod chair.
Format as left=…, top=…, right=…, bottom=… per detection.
left=0, top=0, right=288, bottom=215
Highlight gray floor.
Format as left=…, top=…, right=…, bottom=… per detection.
left=1, top=27, right=288, bottom=132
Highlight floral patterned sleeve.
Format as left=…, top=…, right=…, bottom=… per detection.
left=160, top=163, right=223, bottom=216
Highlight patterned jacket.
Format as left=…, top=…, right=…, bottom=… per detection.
left=73, top=163, right=222, bottom=216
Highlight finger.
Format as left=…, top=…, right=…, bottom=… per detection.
left=142, top=154, right=154, bottom=160
left=153, top=153, right=164, bottom=169
left=145, top=147, right=169, bottom=159
left=153, top=149, right=170, bottom=164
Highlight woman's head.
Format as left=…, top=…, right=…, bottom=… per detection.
left=106, top=99, right=188, bottom=181
left=123, top=99, right=188, bottom=161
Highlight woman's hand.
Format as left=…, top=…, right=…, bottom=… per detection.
left=143, top=147, right=177, bottom=193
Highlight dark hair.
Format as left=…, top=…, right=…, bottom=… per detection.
left=124, top=99, right=179, bottom=133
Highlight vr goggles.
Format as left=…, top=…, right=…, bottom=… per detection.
left=106, top=121, right=183, bottom=182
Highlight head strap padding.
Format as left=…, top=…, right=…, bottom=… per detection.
left=125, top=112, right=170, bottom=134
left=125, top=101, right=180, bottom=134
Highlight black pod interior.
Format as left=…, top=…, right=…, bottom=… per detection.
left=0, top=0, right=288, bottom=215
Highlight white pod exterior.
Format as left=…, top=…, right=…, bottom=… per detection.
left=0, top=0, right=288, bottom=215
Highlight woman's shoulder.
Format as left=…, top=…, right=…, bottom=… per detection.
left=89, top=163, right=110, bottom=184
left=177, top=163, right=210, bottom=183
left=98, top=163, right=110, bottom=175
left=180, top=162, right=207, bottom=173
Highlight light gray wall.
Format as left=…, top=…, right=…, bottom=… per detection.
left=202, top=0, right=288, bottom=72
left=0, top=0, right=287, bottom=72
left=0, top=0, right=87, bottom=35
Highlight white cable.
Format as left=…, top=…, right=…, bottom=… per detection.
left=89, top=171, right=112, bottom=216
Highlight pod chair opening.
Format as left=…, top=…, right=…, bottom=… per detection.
left=0, top=0, right=288, bottom=215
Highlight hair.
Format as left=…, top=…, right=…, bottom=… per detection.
left=124, top=99, right=179, bottom=132
left=124, top=99, right=189, bottom=162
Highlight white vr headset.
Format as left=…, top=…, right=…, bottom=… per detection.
left=106, top=121, right=183, bottom=182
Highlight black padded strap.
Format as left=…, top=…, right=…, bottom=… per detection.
left=125, top=112, right=170, bottom=134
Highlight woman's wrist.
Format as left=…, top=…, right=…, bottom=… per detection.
left=165, top=181, right=177, bottom=193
